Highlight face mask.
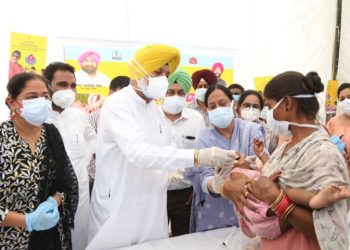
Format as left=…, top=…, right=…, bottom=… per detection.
left=241, top=107, right=261, bottom=122
left=260, top=106, right=269, bottom=120
left=209, top=106, right=235, bottom=128
left=52, top=89, right=76, bottom=109
left=195, top=88, right=207, bottom=102
left=232, top=94, right=241, bottom=102
left=138, top=76, right=168, bottom=99
left=162, top=95, right=186, bottom=115
left=266, top=94, right=319, bottom=136
left=20, top=97, right=52, bottom=126
left=338, top=99, right=350, bottom=116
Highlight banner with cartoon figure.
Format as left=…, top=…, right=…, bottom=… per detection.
left=64, top=45, right=234, bottom=111
left=9, top=32, right=47, bottom=80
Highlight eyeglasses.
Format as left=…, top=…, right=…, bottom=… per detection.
left=242, top=103, right=261, bottom=109
left=166, top=89, right=186, bottom=97
left=12, top=54, right=20, bottom=58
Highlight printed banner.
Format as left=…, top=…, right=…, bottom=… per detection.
left=9, top=32, right=47, bottom=80
left=64, top=45, right=234, bottom=111
left=253, top=76, right=273, bottom=93
left=325, top=79, right=338, bottom=113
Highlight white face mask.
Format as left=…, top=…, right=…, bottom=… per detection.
left=138, top=75, right=169, bottom=99
left=338, top=99, right=350, bottom=116
left=195, top=88, right=207, bottom=102
left=241, top=107, right=261, bottom=122
left=266, top=94, right=319, bottom=136
left=162, top=95, right=186, bottom=115
left=52, top=89, right=76, bottom=109
left=260, top=106, right=269, bottom=120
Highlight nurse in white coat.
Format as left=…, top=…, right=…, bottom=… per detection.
left=87, top=44, right=237, bottom=249
left=44, top=62, right=96, bottom=250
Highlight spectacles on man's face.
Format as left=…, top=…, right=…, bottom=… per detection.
left=12, top=54, right=20, bottom=59
left=166, top=89, right=186, bottom=97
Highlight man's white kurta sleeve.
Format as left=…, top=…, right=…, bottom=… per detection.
left=101, top=101, right=195, bottom=170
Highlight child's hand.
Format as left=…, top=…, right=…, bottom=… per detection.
left=253, top=138, right=264, bottom=156
left=268, top=170, right=282, bottom=182
left=234, top=153, right=250, bottom=169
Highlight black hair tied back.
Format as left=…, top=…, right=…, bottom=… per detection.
left=302, top=72, right=324, bottom=94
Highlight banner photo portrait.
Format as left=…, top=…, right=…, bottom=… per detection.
left=65, top=45, right=234, bottom=111
left=178, top=53, right=234, bottom=102
left=65, top=46, right=133, bottom=111
left=9, top=32, right=47, bottom=80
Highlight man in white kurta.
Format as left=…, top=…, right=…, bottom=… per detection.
left=87, top=44, right=236, bottom=249
left=43, top=62, right=96, bottom=250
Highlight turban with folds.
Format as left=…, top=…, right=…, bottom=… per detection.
left=129, top=44, right=180, bottom=80
left=168, top=70, right=192, bottom=94
left=212, top=62, right=224, bottom=73
left=78, top=50, right=101, bottom=65
left=191, top=69, right=217, bottom=89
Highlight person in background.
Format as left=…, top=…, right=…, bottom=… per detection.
left=43, top=62, right=96, bottom=250
left=161, top=70, right=205, bottom=237
left=228, top=83, right=245, bottom=117
left=327, top=83, right=350, bottom=160
left=88, top=75, right=130, bottom=194
left=8, top=50, right=25, bottom=80
left=75, top=50, right=110, bottom=87
left=212, top=62, right=227, bottom=86
left=237, top=90, right=264, bottom=122
left=237, top=90, right=279, bottom=154
left=87, top=44, right=236, bottom=249
left=186, top=84, right=266, bottom=233
left=0, top=72, right=78, bottom=249
left=228, top=83, right=245, bottom=103
left=188, top=69, right=217, bottom=127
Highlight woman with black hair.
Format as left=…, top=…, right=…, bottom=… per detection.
left=222, top=71, right=349, bottom=250
left=185, top=84, right=267, bottom=232
left=327, top=83, right=350, bottom=164
left=0, top=73, right=78, bottom=249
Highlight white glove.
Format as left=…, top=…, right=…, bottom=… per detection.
left=212, top=167, right=233, bottom=194
left=198, top=147, right=237, bottom=168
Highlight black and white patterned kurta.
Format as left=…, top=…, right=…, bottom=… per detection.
left=0, top=121, right=77, bottom=249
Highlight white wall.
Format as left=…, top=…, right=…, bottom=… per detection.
left=337, top=0, right=350, bottom=84
left=0, top=0, right=337, bottom=121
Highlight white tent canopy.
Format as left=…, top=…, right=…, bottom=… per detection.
left=0, top=0, right=347, bottom=121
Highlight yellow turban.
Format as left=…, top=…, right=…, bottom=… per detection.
left=129, top=44, right=180, bottom=80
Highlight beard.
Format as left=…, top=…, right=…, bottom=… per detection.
left=83, top=66, right=97, bottom=74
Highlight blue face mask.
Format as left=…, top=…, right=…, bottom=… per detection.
left=20, top=97, right=52, bottom=126
left=232, top=94, right=241, bottom=102
left=209, top=106, right=235, bottom=128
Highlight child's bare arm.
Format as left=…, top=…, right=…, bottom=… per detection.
left=283, top=188, right=315, bottom=208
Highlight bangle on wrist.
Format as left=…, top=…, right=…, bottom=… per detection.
left=194, top=150, right=200, bottom=167
left=258, top=150, right=265, bottom=159
left=271, top=193, right=292, bottom=217
left=268, top=189, right=284, bottom=209
left=282, top=203, right=296, bottom=220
